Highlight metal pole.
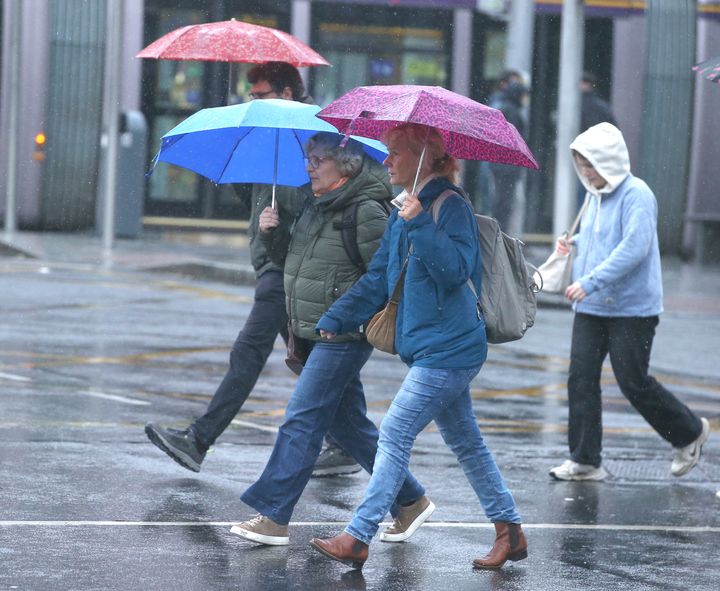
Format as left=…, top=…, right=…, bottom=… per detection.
left=101, top=0, right=123, bottom=256
left=3, top=0, right=22, bottom=239
left=552, top=0, right=584, bottom=237
left=505, top=0, right=536, bottom=80
left=451, top=8, right=472, bottom=97
left=291, top=0, right=312, bottom=89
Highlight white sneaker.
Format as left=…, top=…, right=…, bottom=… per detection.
left=671, top=417, right=710, bottom=477
left=549, top=459, right=607, bottom=481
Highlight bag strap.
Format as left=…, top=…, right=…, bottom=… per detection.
left=429, top=190, right=479, bottom=299
left=335, top=200, right=394, bottom=274
left=388, top=249, right=412, bottom=304
left=334, top=201, right=366, bottom=273
left=566, top=194, right=591, bottom=237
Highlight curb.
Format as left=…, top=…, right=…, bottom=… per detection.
left=0, top=240, right=36, bottom=259
left=144, top=261, right=257, bottom=285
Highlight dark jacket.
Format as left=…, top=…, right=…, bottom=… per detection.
left=490, top=82, right=527, bottom=178
left=581, top=90, right=617, bottom=133
left=240, top=184, right=306, bottom=277
left=317, top=176, right=488, bottom=369
left=262, top=159, right=391, bottom=341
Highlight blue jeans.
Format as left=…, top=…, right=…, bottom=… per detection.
left=346, top=365, right=521, bottom=545
left=241, top=340, right=426, bottom=525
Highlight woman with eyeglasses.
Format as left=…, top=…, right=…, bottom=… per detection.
left=229, top=132, right=433, bottom=547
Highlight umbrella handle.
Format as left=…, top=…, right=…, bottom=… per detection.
left=271, top=129, right=280, bottom=210
left=411, top=144, right=427, bottom=195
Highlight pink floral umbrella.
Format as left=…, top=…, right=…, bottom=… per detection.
left=137, top=19, right=329, bottom=67
left=317, top=85, right=538, bottom=170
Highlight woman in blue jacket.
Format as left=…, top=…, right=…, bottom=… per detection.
left=310, top=123, right=526, bottom=571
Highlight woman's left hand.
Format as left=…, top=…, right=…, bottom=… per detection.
left=398, top=192, right=422, bottom=221
left=565, top=281, right=586, bottom=303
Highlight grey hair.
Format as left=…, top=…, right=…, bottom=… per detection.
left=305, top=132, right=365, bottom=178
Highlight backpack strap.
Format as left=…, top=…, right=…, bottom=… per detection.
left=429, top=189, right=480, bottom=303
left=333, top=201, right=366, bottom=273
left=377, top=198, right=393, bottom=215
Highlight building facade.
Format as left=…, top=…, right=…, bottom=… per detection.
left=1, top=0, right=719, bottom=258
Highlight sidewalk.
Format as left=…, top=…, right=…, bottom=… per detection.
left=4, top=229, right=719, bottom=317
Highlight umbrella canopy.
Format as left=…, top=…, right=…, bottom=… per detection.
left=137, top=19, right=329, bottom=67
left=153, top=99, right=387, bottom=189
left=317, top=85, right=538, bottom=170
left=693, top=55, right=720, bottom=84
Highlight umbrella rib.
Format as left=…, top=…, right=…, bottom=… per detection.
left=290, top=129, right=307, bottom=157
left=217, top=127, right=255, bottom=182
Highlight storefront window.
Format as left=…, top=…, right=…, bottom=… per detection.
left=483, top=29, right=507, bottom=81
left=148, top=115, right=199, bottom=203
left=312, top=23, right=448, bottom=105
left=152, top=11, right=207, bottom=111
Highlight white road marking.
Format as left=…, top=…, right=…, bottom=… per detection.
left=231, top=419, right=279, bottom=434
left=84, top=391, right=150, bottom=406
left=0, top=372, right=31, bottom=382
left=0, top=521, right=717, bottom=533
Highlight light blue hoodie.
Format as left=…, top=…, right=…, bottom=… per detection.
left=570, top=123, right=663, bottom=317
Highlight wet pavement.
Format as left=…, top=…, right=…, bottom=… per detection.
left=1, top=230, right=719, bottom=590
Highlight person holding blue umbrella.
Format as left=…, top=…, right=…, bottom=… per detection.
left=229, top=132, right=434, bottom=546
left=145, top=63, right=360, bottom=477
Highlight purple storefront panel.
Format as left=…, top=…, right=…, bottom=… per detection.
left=317, top=0, right=476, bottom=8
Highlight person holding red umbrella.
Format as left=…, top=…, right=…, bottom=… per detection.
left=310, top=122, right=527, bottom=571
left=145, top=62, right=361, bottom=478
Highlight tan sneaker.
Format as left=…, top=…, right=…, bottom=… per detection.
left=230, top=514, right=289, bottom=546
left=379, top=495, right=436, bottom=543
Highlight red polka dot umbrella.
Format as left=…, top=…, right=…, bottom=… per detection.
left=136, top=19, right=329, bottom=67
left=693, top=55, right=720, bottom=84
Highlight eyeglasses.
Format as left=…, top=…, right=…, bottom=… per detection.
left=304, top=155, right=332, bottom=169
left=249, top=89, right=276, bottom=100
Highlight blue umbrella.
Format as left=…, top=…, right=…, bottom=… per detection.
left=152, top=99, right=388, bottom=208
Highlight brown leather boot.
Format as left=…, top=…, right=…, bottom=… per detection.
left=310, top=532, right=369, bottom=570
left=472, top=522, right=528, bottom=569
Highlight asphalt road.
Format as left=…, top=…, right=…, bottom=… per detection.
left=1, top=255, right=719, bottom=590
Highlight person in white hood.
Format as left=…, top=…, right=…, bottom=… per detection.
left=549, top=123, right=710, bottom=481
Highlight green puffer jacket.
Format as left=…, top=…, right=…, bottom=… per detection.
left=243, top=184, right=307, bottom=277
left=262, top=159, right=391, bottom=341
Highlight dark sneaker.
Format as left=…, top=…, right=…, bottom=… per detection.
left=379, top=495, right=436, bottom=542
left=311, top=445, right=362, bottom=477
left=671, top=417, right=710, bottom=477
left=230, top=514, right=289, bottom=546
left=144, top=422, right=206, bottom=472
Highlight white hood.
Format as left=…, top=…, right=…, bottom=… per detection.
left=570, top=122, right=630, bottom=195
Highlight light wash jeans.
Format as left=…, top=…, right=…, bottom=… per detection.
left=241, top=340, right=426, bottom=525
left=346, top=365, right=522, bottom=545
